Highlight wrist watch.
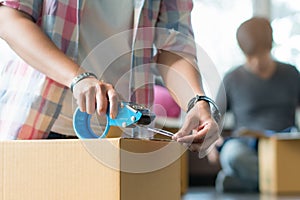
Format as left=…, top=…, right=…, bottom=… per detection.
left=187, top=95, right=221, bottom=123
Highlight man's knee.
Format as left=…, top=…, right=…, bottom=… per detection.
left=219, top=139, right=249, bottom=168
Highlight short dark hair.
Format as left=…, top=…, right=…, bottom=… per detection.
left=236, top=17, right=273, bottom=56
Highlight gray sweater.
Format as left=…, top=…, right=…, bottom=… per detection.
left=219, top=61, right=300, bottom=132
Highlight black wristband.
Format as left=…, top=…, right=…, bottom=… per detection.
left=70, top=72, right=98, bottom=93
left=187, top=95, right=221, bottom=122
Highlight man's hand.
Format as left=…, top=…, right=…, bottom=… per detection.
left=172, top=101, right=220, bottom=158
left=72, top=78, right=119, bottom=119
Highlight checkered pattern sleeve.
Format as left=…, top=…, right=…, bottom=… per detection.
left=154, top=0, right=197, bottom=59
left=0, top=0, right=80, bottom=139
left=0, top=0, right=43, bottom=22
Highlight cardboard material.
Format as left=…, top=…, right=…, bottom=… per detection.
left=109, top=125, right=189, bottom=195
left=0, top=138, right=183, bottom=200
left=180, top=151, right=189, bottom=195
left=153, top=126, right=189, bottom=195
left=258, top=133, right=300, bottom=194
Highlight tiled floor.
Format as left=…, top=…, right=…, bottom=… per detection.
left=182, top=187, right=300, bottom=200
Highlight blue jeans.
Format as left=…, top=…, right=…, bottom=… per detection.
left=217, top=126, right=298, bottom=192
left=218, top=138, right=259, bottom=191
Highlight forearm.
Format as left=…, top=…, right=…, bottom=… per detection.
left=156, top=50, right=206, bottom=111
left=0, top=6, right=81, bottom=87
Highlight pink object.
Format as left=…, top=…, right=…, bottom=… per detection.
left=153, top=85, right=181, bottom=118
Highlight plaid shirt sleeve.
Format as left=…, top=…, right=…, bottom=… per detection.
left=154, top=0, right=197, bottom=58
left=0, top=0, right=43, bottom=22
left=0, top=0, right=80, bottom=140
left=131, top=0, right=197, bottom=106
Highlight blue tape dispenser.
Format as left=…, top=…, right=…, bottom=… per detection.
left=73, top=102, right=156, bottom=139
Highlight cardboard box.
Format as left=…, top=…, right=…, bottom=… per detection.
left=110, top=126, right=189, bottom=195
left=153, top=126, right=189, bottom=195
left=258, top=133, right=300, bottom=194
left=0, top=138, right=184, bottom=200
left=180, top=151, right=189, bottom=195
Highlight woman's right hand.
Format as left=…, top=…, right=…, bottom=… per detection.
left=72, top=77, right=119, bottom=119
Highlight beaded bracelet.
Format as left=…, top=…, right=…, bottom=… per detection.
left=70, top=72, right=98, bottom=93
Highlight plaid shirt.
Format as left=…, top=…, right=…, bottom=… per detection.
left=0, top=0, right=196, bottom=139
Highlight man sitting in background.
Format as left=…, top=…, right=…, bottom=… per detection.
left=210, top=17, right=300, bottom=193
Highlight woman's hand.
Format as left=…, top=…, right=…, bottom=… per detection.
left=72, top=78, right=119, bottom=119
left=172, top=101, right=220, bottom=158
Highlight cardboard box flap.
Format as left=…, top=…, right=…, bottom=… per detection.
left=236, top=128, right=270, bottom=138
left=237, top=128, right=300, bottom=140
left=0, top=141, right=3, bottom=197
left=272, top=132, right=300, bottom=140
left=120, top=138, right=185, bottom=173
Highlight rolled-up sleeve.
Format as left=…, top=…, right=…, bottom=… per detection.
left=0, top=0, right=43, bottom=22
left=154, top=0, right=196, bottom=58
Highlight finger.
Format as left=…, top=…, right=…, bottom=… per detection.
left=77, top=93, right=86, bottom=113
left=107, top=86, right=118, bottom=119
left=95, top=85, right=102, bottom=115
left=172, top=116, right=198, bottom=140
left=86, top=86, right=96, bottom=114
left=175, top=123, right=209, bottom=143
left=96, top=83, right=108, bottom=115
left=176, top=131, right=205, bottom=143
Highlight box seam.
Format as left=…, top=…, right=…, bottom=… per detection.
left=273, top=139, right=278, bottom=193
left=1, top=142, right=3, bottom=200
